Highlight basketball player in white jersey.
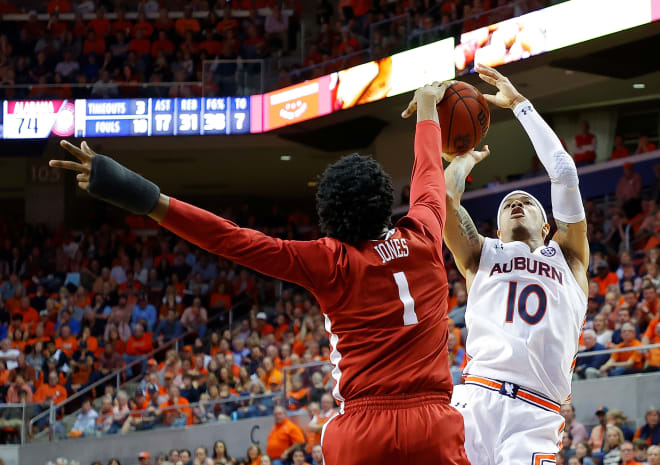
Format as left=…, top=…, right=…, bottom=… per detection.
left=443, top=64, right=589, bottom=465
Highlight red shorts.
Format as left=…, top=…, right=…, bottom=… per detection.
left=321, top=392, right=470, bottom=465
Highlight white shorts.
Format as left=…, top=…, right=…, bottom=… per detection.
left=451, top=378, right=565, bottom=465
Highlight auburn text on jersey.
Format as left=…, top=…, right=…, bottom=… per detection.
left=489, top=256, right=563, bottom=285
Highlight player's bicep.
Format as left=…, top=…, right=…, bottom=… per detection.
left=443, top=200, right=483, bottom=277
left=553, top=219, right=589, bottom=268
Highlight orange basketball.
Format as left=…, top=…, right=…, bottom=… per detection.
left=437, top=81, right=490, bottom=155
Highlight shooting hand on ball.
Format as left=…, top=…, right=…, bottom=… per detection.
left=401, top=80, right=457, bottom=120
left=476, top=64, right=526, bottom=109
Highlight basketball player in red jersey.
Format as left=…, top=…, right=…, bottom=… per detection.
left=50, top=82, right=469, bottom=465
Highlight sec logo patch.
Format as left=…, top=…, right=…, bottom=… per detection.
left=540, top=247, right=556, bottom=257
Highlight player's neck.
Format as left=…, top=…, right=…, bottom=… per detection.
left=502, top=237, right=545, bottom=252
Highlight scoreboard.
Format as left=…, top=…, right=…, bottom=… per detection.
left=72, top=97, right=251, bottom=137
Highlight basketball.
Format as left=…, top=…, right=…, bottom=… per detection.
left=437, top=81, right=491, bottom=155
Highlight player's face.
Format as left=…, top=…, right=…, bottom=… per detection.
left=498, top=194, right=549, bottom=243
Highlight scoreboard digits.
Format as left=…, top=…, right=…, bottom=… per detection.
left=64, top=97, right=253, bottom=138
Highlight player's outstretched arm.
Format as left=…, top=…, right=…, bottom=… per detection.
left=444, top=148, right=489, bottom=282
left=401, top=81, right=455, bottom=242
left=49, top=141, right=332, bottom=291
left=477, top=64, right=589, bottom=291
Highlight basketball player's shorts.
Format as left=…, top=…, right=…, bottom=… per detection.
left=321, top=392, right=470, bottom=465
left=451, top=375, right=565, bottom=465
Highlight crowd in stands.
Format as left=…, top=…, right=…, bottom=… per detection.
left=0, top=0, right=548, bottom=99
left=555, top=404, right=660, bottom=465
left=0, top=202, right=337, bottom=442
left=573, top=122, right=657, bottom=167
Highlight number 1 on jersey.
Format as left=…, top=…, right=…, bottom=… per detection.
left=393, top=272, right=418, bottom=325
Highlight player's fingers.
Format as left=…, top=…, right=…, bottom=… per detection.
left=401, top=99, right=417, bottom=118
left=48, top=160, right=87, bottom=173
left=81, top=141, right=96, bottom=157
left=76, top=173, right=90, bottom=183
left=60, top=140, right=91, bottom=162
left=442, top=152, right=456, bottom=162
left=482, top=94, right=498, bottom=105
left=77, top=181, right=89, bottom=191
left=478, top=73, right=498, bottom=86
left=481, top=145, right=491, bottom=158
left=475, top=63, right=500, bottom=78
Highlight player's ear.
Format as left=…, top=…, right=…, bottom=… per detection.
left=541, top=223, right=550, bottom=239
left=497, top=229, right=501, bottom=239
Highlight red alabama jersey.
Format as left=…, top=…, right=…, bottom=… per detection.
left=161, top=121, right=452, bottom=407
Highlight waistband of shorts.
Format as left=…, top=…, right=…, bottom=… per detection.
left=342, top=392, right=450, bottom=412
left=463, top=374, right=561, bottom=413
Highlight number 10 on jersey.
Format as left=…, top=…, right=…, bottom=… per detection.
left=505, top=281, right=547, bottom=325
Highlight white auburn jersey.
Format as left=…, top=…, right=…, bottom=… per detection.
left=463, top=237, right=587, bottom=403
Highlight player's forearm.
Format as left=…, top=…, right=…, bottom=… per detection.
left=409, top=118, right=445, bottom=221
left=514, top=100, right=585, bottom=224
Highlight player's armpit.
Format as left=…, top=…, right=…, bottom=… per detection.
left=444, top=200, right=484, bottom=278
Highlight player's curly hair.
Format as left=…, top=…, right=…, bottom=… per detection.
left=316, top=153, right=393, bottom=245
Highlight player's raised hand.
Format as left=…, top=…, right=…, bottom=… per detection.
left=401, top=80, right=457, bottom=119
left=49, top=140, right=162, bottom=217
left=443, top=145, right=490, bottom=164
left=475, top=64, right=526, bottom=109
left=49, top=140, right=96, bottom=191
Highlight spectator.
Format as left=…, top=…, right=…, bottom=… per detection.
left=155, top=308, right=185, bottom=341
left=311, top=444, right=323, bottom=465
left=291, top=449, right=309, bottom=465
left=575, top=441, right=595, bottom=465
left=574, top=121, right=597, bottom=166
left=181, top=297, right=208, bottom=337
left=593, top=313, right=613, bottom=346
left=134, top=11, right=154, bottom=38
left=617, top=163, right=643, bottom=219
left=266, top=406, right=306, bottom=465
left=175, top=6, right=201, bottom=38
left=124, top=323, right=154, bottom=376
left=633, top=407, right=660, bottom=446
left=139, top=452, right=152, bottom=465
left=601, top=426, right=625, bottom=465
left=243, top=444, right=262, bottom=465
left=190, top=446, right=212, bottom=465
left=612, top=136, right=630, bottom=160
left=636, top=136, right=658, bottom=154
left=132, top=294, right=158, bottom=332
left=265, top=4, right=289, bottom=51
left=609, top=409, right=637, bottom=441
left=574, top=330, right=609, bottom=379
left=648, top=445, right=660, bottom=465
left=69, top=398, right=99, bottom=437
left=612, top=307, right=639, bottom=345
left=600, top=322, right=644, bottom=376
left=5, top=374, right=33, bottom=403
left=620, top=441, right=643, bottom=465
left=448, top=286, right=467, bottom=328
left=34, top=370, right=68, bottom=406
left=211, top=440, right=234, bottom=464
left=560, top=403, right=588, bottom=444
left=285, top=374, right=310, bottom=411
left=55, top=325, right=78, bottom=358
left=633, top=439, right=649, bottom=463
left=160, top=385, right=193, bottom=426
left=88, top=8, right=111, bottom=37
